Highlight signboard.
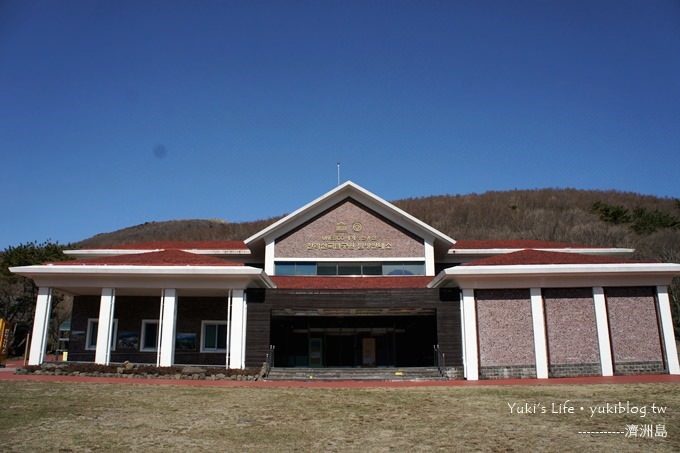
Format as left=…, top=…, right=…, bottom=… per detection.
left=0, top=318, right=13, bottom=366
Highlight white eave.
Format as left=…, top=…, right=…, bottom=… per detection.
left=64, top=248, right=251, bottom=258
left=9, top=264, right=276, bottom=290
left=245, top=180, right=456, bottom=247
left=447, top=247, right=636, bottom=257
left=428, top=262, right=680, bottom=289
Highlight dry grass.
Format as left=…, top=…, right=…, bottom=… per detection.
left=0, top=381, right=678, bottom=452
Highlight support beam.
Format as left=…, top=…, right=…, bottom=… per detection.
left=157, top=289, right=177, bottom=367
left=461, top=288, right=479, bottom=380
left=530, top=288, right=549, bottom=379
left=95, top=288, right=116, bottom=365
left=228, top=289, right=247, bottom=369
left=424, top=238, right=435, bottom=276
left=656, top=286, right=680, bottom=375
left=28, top=287, right=52, bottom=366
left=593, top=287, right=613, bottom=376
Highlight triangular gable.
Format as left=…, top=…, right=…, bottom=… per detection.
left=245, top=181, right=456, bottom=250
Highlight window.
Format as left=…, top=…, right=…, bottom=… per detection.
left=140, top=320, right=159, bottom=352
left=275, top=262, right=316, bottom=276
left=85, top=318, right=118, bottom=351
left=201, top=321, right=228, bottom=352
left=383, top=262, right=425, bottom=276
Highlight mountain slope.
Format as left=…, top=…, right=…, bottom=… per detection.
left=75, top=188, right=680, bottom=262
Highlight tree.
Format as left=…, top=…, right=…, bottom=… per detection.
left=0, top=241, right=70, bottom=354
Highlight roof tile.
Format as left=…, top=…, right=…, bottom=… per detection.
left=463, top=249, right=642, bottom=266
left=52, top=249, right=244, bottom=266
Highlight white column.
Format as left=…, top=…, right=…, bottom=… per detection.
left=424, top=238, right=435, bottom=276
left=265, top=239, right=275, bottom=275
left=461, top=288, right=479, bottom=380
left=228, top=289, right=247, bottom=369
left=593, top=287, right=613, bottom=376
left=530, top=288, right=549, bottom=379
left=28, top=287, right=53, bottom=366
left=157, top=289, right=177, bottom=367
left=95, top=288, right=116, bottom=365
left=656, top=286, right=680, bottom=375
left=459, top=296, right=466, bottom=378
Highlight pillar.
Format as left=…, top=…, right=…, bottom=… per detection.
left=157, top=288, right=177, bottom=367
left=228, top=289, right=247, bottom=369
left=592, top=287, right=613, bottom=376
left=461, top=288, right=479, bottom=380
left=28, top=287, right=52, bottom=366
left=95, top=288, right=116, bottom=365
left=656, top=286, right=680, bottom=374
left=530, top=288, right=549, bottom=379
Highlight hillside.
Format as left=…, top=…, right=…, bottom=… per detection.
left=76, top=188, right=680, bottom=262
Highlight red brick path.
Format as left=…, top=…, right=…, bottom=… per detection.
left=1, top=359, right=679, bottom=388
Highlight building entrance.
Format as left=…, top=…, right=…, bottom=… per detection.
left=270, top=309, right=437, bottom=367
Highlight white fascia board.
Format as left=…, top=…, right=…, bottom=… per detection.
left=64, top=249, right=251, bottom=258
left=429, top=263, right=680, bottom=288
left=245, top=181, right=456, bottom=247
left=447, top=248, right=636, bottom=257
left=9, top=265, right=276, bottom=288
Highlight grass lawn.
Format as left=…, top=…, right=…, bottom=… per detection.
left=0, top=381, right=677, bottom=452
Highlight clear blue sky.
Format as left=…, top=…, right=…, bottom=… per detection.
left=2, top=1, right=679, bottom=249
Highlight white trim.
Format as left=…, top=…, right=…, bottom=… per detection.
left=448, top=247, right=635, bottom=257
left=140, top=319, right=159, bottom=352
left=656, top=286, right=680, bottom=375
left=28, top=287, right=52, bottom=366
left=200, top=320, right=228, bottom=353
left=228, top=289, right=247, bottom=369
left=245, top=181, right=456, bottom=248
left=461, top=289, right=479, bottom=381
left=265, top=240, right=275, bottom=275
left=157, top=289, right=177, bottom=367
left=86, top=317, right=118, bottom=351
left=64, top=248, right=251, bottom=258
left=95, top=288, right=116, bottom=365
left=530, top=288, right=548, bottom=379
left=592, top=287, right=613, bottom=377
left=424, top=238, right=435, bottom=276
left=428, top=263, right=680, bottom=289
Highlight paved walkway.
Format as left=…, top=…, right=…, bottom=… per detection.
left=1, top=359, right=679, bottom=388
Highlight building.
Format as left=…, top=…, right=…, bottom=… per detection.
left=11, top=182, right=680, bottom=379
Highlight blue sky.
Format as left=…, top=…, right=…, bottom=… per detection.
left=2, top=1, right=679, bottom=249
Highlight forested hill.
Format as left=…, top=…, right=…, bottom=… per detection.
left=76, top=188, right=680, bottom=262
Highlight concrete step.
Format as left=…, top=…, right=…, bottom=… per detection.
left=265, top=367, right=444, bottom=381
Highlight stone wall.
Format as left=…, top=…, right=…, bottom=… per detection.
left=275, top=199, right=424, bottom=258
left=476, top=289, right=535, bottom=378
left=605, top=287, right=664, bottom=374
left=543, top=288, right=600, bottom=377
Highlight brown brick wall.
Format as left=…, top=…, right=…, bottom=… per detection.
left=476, top=289, right=535, bottom=367
left=69, top=295, right=233, bottom=366
left=605, top=287, right=663, bottom=366
left=543, top=288, right=600, bottom=366
left=276, top=199, right=425, bottom=258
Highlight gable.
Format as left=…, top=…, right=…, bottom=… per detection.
left=275, top=199, right=425, bottom=259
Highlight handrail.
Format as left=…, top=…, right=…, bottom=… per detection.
left=264, top=345, right=276, bottom=378
left=433, top=344, right=447, bottom=379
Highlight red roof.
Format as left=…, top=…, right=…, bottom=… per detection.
left=452, top=240, right=596, bottom=250
left=463, top=249, right=641, bottom=266
left=52, top=249, right=244, bottom=267
left=80, top=241, right=248, bottom=251
left=271, top=276, right=433, bottom=289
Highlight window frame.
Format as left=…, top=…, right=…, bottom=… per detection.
left=85, top=318, right=118, bottom=351
left=140, top=319, right=159, bottom=352
left=200, top=320, right=228, bottom=353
